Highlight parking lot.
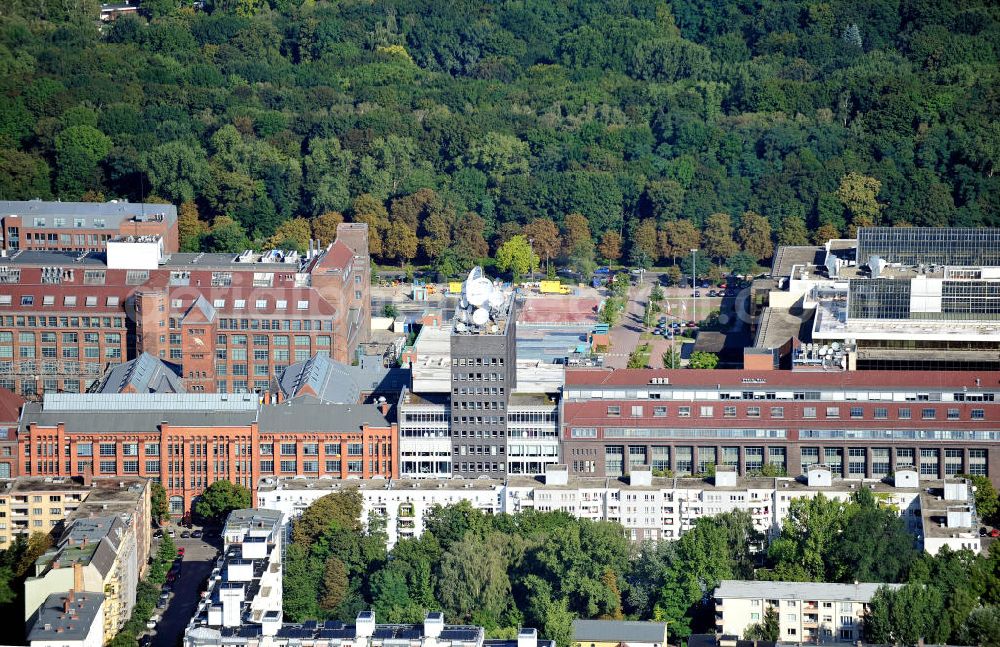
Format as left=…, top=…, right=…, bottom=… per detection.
left=147, top=525, right=220, bottom=647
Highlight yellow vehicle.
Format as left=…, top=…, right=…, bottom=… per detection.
left=539, top=280, right=571, bottom=294
left=449, top=281, right=464, bottom=293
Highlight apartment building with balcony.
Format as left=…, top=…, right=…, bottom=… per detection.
left=25, top=515, right=138, bottom=641
left=0, top=386, right=25, bottom=478
left=562, top=368, right=1000, bottom=486
left=1, top=199, right=178, bottom=253
left=0, top=222, right=371, bottom=398
left=256, top=466, right=977, bottom=552
left=714, top=580, right=903, bottom=644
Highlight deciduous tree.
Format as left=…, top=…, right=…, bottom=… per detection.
left=496, top=235, right=539, bottom=281
left=193, top=480, right=251, bottom=525
left=311, top=211, right=344, bottom=247
left=737, top=211, right=773, bottom=260
left=702, top=213, right=738, bottom=265
left=598, top=230, right=622, bottom=262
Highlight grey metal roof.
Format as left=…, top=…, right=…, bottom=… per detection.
left=0, top=199, right=175, bottom=226
left=43, top=392, right=259, bottom=412
left=21, top=400, right=259, bottom=433
left=257, top=395, right=389, bottom=432
left=715, top=580, right=902, bottom=603
left=572, top=619, right=668, bottom=643
left=28, top=591, right=105, bottom=642
left=277, top=353, right=408, bottom=403
left=93, top=352, right=184, bottom=394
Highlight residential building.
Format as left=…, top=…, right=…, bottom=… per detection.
left=184, top=508, right=283, bottom=647
left=25, top=515, right=138, bottom=640
left=256, top=466, right=976, bottom=552
left=17, top=389, right=397, bottom=515
left=754, top=227, right=1000, bottom=371
left=0, top=199, right=178, bottom=253
left=0, top=222, right=370, bottom=398
left=184, top=512, right=553, bottom=647
left=572, top=619, right=669, bottom=647
left=258, top=476, right=503, bottom=549
left=562, top=368, right=1000, bottom=486
left=0, top=386, right=24, bottom=478
left=713, top=580, right=904, bottom=644
left=28, top=591, right=105, bottom=647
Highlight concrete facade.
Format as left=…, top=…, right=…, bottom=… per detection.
left=714, top=580, right=903, bottom=644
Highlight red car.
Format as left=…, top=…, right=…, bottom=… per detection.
left=177, top=547, right=186, bottom=557
left=991, top=528, right=1000, bottom=538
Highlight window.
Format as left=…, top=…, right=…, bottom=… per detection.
left=653, top=406, right=667, bottom=417
left=898, top=407, right=911, bottom=419
left=922, top=408, right=936, bottom=420
left=724, top=406, right=736, bottom=418
left=972, top=409, right=985, bottom=420
left=700, top=406, right=714, bottom=417
left=803, top=406, right=817, bottom=418
left=280, top=460, right=296, bottom=473
left=678, top=406, right=690, bottom=417
left=826, top=407, right=840, bottom=418
left=21, top=296, right=33, bottom=306
left=746, top=406, right=760, bottom=417
left=347, top=443, right=363, bottom=456
left=280, top=443, right=296, bottom=455
left=297, top=300, right=309, bottom=310
left=874, top=407, right=888, bottom=419
left=947, top=408, right=960, bottom=420
left=850, top=407, right=863, bottom=419
left=770, top=406, right=784, bottom=418
left=607, top=406, right=621, bottom=416
left=100, top=461, right=116, bottom=474
left=631, top=405, right=643, bottom=417
left=99, top=443, right=115, bottom=456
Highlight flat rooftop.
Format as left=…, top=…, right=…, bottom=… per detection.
left=812, top=292, right=1000, bottom=341
left=754, top=306, right=814, bottom=349
left=28, top=591, right=105, bottom=642
left=517, top=295, right=598, bottom=325
left=716, top=580, right=901, bottom=602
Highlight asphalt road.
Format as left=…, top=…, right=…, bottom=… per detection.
left=150, top=528, right=220, bottom=647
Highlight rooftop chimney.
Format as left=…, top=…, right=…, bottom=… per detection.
left=73, top=562, right=84, bottom=592
left=518, top=628, right=538, bottom=647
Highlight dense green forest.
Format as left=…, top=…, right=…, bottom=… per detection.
left=1, top=0, right=998, bottom=271
left=286, top=489, right=1000, bottom=647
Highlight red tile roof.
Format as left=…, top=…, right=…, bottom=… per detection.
left=167, top=287, right=336, bottom=317
left=0, top=387, right=25, bottom=424
left=312, top=241, right=354, bottom=273
left=564, top=368, right=1000, bottom=390
left=0, top=284, right=135, bottom=312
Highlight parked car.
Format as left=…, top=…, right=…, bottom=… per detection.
left=692, top=290, right=701, bottom=297
left=594, top=267, right=611, bottom=275
left=166, top=529, right=175, bottom=538
left=191, top=530, right=203, bottom=539
left=992, top=528, right=1000, bottom=538
left=157, top=593, right=170, bottom=608
left=153, top=529, right=163, bottom=539
left=658, top=316, right=667, bottom=324
left=146, top=616, right=160, bottom=630
left=181, top=531, right=191, bottom=539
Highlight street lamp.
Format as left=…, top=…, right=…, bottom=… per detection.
left=690, top=248, right=698, bottom=323
left=528, top=237, right=535, bottom=282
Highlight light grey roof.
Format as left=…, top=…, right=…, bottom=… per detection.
left=28, top=591, right=105, bottom=642
left=93, top=352, right=184, bottom=394
left=278, top=353, right=408, bottom=403
left=715, top=580, right=902, bottom=603
left=0, top=199, right=176, bottom=226
left=184, top=294, right=217, bottom=323
left=257, top=395, right=389, bottom=432
left=21, top=400, right=259, bottom=433
left=42, top=392, right=258, bottom=412
left=223, top=508, right=283, bottom=533
left=572, top=620, right=668, bottom=643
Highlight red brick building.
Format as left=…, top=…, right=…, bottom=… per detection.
left=0, top=387, right=23, bottom=478
left=0, top=223, right=371, bottom=398
left=562, top=369, right=1000, bottom=485
left=0, top=200, right=178, bottom=253
left=17, top=391, right=397, bottom=515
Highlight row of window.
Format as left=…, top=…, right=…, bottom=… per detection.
left=0, top=315, right=123, bottom=328
left=605, top=404, right=986, bottom=420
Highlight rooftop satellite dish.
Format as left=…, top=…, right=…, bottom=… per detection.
left=455, top=322, right=468, bottom=333
left=488, top=289, right=505, bottom=309
left=832, top=342, right=841, bottom=351
left=471, top=308, right=489, bottom=326
left=456, top=308, right=469, bottom=323
left=467, top=278, right=493, bottom=307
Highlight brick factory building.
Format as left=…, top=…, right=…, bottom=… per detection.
left=16, top=386, right=397, bottom=515
left=562, top=368, right=1000, bottom=484
left=0, top=199, right=178, bottom=253
left=0, top=222, right=371, bottom=398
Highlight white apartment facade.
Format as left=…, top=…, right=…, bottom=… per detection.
left=714, top=580, right=903, bottom=644
left=257, top=467, right=978, bottom=553
left=185, top=509, right=284, bottom=647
